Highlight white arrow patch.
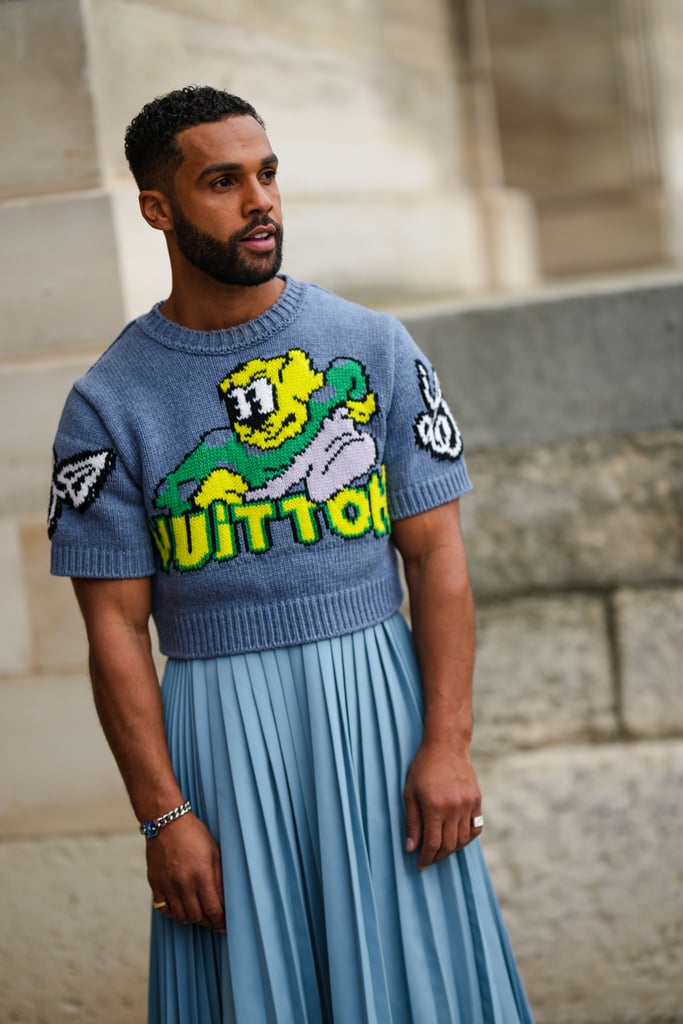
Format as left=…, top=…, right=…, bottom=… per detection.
left=48, top=449, right=116, bottom=537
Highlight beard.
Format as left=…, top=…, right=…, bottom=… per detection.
left=171, top=204, right=284, bottom=287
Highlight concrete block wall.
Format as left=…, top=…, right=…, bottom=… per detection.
left=464, top=436, right=683, bottom=1022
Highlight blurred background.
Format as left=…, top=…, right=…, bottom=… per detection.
left=1, top=1, right=681, bottom=1022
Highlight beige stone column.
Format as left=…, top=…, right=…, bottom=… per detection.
left=0, top=0, right=130, bottom=832
left=650, top=0, right=683, bottom=266
left=451, top=0, right=540, bottom=289
left=482, top=0, right=667, bottom=278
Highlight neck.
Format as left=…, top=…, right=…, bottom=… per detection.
left=160, top=271, right=285, bottom=331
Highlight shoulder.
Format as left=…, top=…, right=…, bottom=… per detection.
left=71, top=309, right=157, bottom=396
left=298, top=281, right=402, bottom=335
left=295, top=282, right=415, bottom=381
left=290, top=282, right=428, bottom=395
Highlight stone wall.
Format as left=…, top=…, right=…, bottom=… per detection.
left=0, top=3, right=535, bottom=1019
left=1, top=1, right=682, bottom=1020
left=2, top=271, right=682, bottom=1022
left=402, top=275, right=683, bottom=1024
left=0, top=0, right=539, bottom=360
left=466, top=437, right=683, bottom=1023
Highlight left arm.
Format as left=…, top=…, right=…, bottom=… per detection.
left=392, top=499, right=482, bottom=871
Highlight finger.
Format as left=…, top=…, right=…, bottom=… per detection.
left=470, top=806, right=484, bottom=842
left=439, top=812, right=461, bottom=861
left=209, top=858, right=227, bottom=933
left=418, top=815, right=443, bottom=871
left=457, top=808, right=474, bottom=851
left=164, top=890, right=191, bottom=925
left=171, top=878, right=216, bottom=928
left=212, top=855, right=224, bottom=904
left=151, top=893, right=167, bottom=910
left=403, top=791, right=423, bottom=855
left=198, top=881, right=226, bottom=932
left=166, top=875, right=225, bottom=931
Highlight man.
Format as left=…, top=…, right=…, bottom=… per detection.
left=50, top=86, right=533, bottom=1023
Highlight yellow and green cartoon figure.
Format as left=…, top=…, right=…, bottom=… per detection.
left=154, top=349, right=379, bottom=518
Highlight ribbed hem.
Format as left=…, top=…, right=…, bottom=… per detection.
left=155, top=573, right=404, bottom=659
left=137, top=277, right=307, bottom=355
left=388, top=460, right=473, bottom=520
left=51, top=544, right=156, bottom=578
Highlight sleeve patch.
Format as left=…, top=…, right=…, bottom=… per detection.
left=48, top=448, right=116, bottom=538
left=412, top=360, right=463, bottom=462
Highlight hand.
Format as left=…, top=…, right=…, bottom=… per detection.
left=147, top=814, right=225, bottom=932
left=403, top=740, right=483, bottom=871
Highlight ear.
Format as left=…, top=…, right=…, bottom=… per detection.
left=138, top=190, right=174, bottom=232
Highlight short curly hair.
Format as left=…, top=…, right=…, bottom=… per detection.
left=124, top=85, right=265, bottom=191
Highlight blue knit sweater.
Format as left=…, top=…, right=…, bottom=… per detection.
left=49, top=278, right=471, bottom=657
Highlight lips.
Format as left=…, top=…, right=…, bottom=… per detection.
left=242, top=225, right=276, bottom=241
left=241, top=223, right=277, bottom=253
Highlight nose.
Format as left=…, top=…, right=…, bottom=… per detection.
left=242, top=176, right=274, bottom=215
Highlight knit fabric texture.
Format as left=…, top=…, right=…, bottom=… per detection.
left=49, top=278, right=472, bottom=657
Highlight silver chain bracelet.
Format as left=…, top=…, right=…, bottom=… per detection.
left=139, top=799, right=192, bottom=839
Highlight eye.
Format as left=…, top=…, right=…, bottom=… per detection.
left=212, top=175, right=235, bottom=190
left=247, top=378, right=275, bottom=415
left=225, top=386, right=251, bottom=422
left=260, top=167, right=277, bottom=183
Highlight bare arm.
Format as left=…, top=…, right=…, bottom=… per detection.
left=72, top=576, right=225, bottom=930
left=392, top=499, right=482, bottom=870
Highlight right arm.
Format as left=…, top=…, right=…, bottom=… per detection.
left=72, top=576, right=225, bottom=932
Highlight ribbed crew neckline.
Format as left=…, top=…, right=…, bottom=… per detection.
left=136, top=276, right=307, bottom=355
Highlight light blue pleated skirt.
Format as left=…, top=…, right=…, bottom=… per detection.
left=149, top=612, right=533, bottom=1024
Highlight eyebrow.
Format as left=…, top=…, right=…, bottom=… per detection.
left=197, top=153, right=279, bottom=183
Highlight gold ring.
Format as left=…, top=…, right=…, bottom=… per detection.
left=152, top=898, right=167, bottom=910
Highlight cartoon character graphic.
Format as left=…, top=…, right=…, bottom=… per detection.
left=154, top=349, right=378, bottom=518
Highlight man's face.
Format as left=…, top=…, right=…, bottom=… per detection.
left=169, top=117, right=283, bottom=287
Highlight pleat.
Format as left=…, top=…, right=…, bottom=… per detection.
left=148, top=613, right=534, bottom=1024
left=148, top=663, right=224, bottom=1024
left=304, top=637, right=392, bottom=1022
left=210, top=654, right=325, bottom=1024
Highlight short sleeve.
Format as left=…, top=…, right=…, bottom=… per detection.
left=49, top=387, right=156, bottom=578
left=383, top=321, right=472, bottom=521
